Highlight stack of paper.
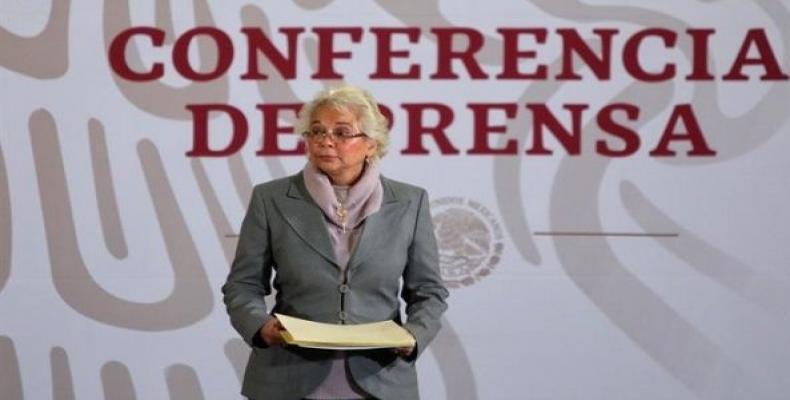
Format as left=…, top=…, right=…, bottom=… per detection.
left=275, top=313, right=416, bottom=350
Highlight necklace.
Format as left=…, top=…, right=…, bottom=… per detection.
left=334, top=188, right=349, bottom=234
left=336, top=203, right=348, bottom=233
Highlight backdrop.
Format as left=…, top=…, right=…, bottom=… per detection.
left=2, top=1, right=789, bottom=399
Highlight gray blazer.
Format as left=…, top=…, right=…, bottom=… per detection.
left=222, top=171, right=449, bottom=400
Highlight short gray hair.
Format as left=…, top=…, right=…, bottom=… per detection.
left=296, top=85, right=390, bottom=161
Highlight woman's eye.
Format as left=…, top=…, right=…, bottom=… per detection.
left=310, top=126, right=325, bottom=136
left=336, top=127, right=352, bottom=137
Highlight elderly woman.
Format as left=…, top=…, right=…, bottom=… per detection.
left=222, top=85, right=449, bottom=400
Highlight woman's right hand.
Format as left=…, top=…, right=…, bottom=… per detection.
left=259, top=317, right=286, bottom=346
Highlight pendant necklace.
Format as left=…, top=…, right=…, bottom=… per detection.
left=335, top=189, right=349, bottom=234
left=336, top=204, right=348, bottom=234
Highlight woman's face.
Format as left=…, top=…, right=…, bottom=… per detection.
left=306, top=105, right=377, bottom=185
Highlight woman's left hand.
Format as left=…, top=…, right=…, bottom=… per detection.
left=393, top=346, right=414, bottom=358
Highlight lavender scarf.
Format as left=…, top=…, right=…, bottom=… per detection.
left=303, top=160, right=383, bottom=237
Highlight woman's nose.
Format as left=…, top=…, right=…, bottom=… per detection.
left=317, top=133, right=335, bottom=146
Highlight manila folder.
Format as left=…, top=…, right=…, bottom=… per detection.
left=275, top=313, right=415, bottom=350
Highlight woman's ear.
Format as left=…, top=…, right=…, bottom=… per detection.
left=366, top=140, right=378, bottom=157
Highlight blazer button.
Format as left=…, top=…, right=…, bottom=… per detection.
left=338, top=311, right=347, bottom=321
left=338, top=284, right=349, bottom=294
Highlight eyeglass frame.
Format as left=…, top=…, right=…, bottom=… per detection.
left=302, top=124, right=369, bottom=142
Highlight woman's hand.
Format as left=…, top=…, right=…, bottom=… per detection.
left=392, top=327, right=416, bottom=358
left=259, top=317, right=286, bottom=346
left=393, top=346, right=414, bottom=358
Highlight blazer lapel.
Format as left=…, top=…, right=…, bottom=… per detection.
left=347, top=177, right=409, bottom=272
left=272, top=173, right=339, bottom=268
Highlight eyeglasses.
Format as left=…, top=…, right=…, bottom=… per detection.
left=303, top=124, right=368, bottom=142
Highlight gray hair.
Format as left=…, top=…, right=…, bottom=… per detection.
left=296, top=85, right=390, bottom=161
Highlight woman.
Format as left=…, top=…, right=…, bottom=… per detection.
left=222, top=85, right=449, bottom=400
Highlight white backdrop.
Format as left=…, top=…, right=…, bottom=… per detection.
left=2, top=1, right=790, bottom=399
